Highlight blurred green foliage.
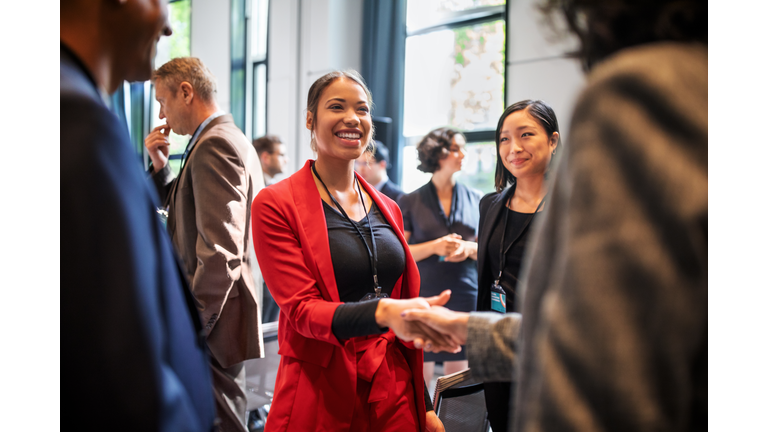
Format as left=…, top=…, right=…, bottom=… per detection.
left=169, top=0, right=191, bottom=59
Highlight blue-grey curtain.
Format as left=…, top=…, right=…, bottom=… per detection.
left=110, top=83, right=148, bottom=159
left=361, top=0, right=406, bottom=184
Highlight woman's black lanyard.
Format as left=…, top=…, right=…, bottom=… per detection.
left=312, top=162, right=386, bottom=299
left=489, top=194, right=546, bottom=313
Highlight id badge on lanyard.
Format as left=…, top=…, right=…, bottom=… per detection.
left=491, top=194, right=546, bottom=314
left=313, top=162, right=388, bottom=302
left=490, top=280, right=507, bottom=313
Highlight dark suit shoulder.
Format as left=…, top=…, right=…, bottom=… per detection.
left=480, top=190, right=504, bottom=213
left=61, top=93, right=136, bottom=185
left=253, top=173, right=291, bottom=210
left=399, top=181, right=431, bottom=203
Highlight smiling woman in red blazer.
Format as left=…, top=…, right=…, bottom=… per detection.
left=251, top=70, right=452, bottom=432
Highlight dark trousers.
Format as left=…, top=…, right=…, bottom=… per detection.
left=262, top=282, right=280, bottom=323
left=484, top=381, right=514, bottom=432
left=210, top=356, right=247, bottom=432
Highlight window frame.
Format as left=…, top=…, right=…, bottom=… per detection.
left=400, top=2, right=506, bottom=191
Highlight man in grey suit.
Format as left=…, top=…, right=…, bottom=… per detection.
left=145, top=57, right=265, bottom=432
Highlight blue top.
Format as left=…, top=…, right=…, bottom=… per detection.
left=398, top=181, right=482, bottom=311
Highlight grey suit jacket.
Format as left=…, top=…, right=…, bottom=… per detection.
left=466, top=42, right=707, bottom=431
left=152, top=114, right=265, bottom=368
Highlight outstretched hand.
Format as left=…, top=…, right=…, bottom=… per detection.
left=375, top=290, right=461, bottom=353
left=401, top=305, right=469, bottom=352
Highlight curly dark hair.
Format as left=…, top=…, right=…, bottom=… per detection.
left=494, top=100, right=560, bottom=192
left=416, top=127, right=465, bottom=173
left=539, top=0, right=707, bottom=70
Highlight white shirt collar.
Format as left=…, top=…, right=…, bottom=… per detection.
left=189, top=110, right=225, bottom=148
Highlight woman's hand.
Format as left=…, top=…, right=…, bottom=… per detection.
left=432, top=233, right=462, bottom=257
left=375, top=291, right=461, bottom=353
left=401, top=305, right=469, bottom=350
left=426, top=410, right=445, bottom=432
left=443, top=240, right=478, bottom=262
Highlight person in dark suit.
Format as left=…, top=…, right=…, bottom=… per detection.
left=61, top=1, right=215, bottom=431
left=144, top=57, right=265, bottom=432
left=354, top=140, right=405, bottom=202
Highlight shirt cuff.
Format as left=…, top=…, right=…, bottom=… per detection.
left=466, top=312, right=521, bottom=382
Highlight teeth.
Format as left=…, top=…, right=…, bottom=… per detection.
left=337, top=132, right=361, bottom=139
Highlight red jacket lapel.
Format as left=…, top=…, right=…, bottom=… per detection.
left=355, top=170, right=421, bottom=300
left=290, top=160, right=341, bottom=303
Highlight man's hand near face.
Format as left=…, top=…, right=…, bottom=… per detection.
left=144, top=124, right=171, bottom=170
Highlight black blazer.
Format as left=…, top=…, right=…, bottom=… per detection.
left=379, top=179, right=405, bottom=203
left=61, top=44, right=215, bottom=431
left=476, top=183, right=517, bottom=311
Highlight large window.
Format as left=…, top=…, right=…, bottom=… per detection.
left=250, top=0, right=269, bottom=140
left=401, top=0, right=505, bottom=194
left=231, top=0, right=269, bottom=140
left=148, top=0, right=192, bottom=175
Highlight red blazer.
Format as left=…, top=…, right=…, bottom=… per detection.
left=251, top=160, right=427, bottom=431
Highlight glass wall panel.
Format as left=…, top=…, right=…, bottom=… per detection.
left=251, top=0, right=269, bottom=61
left=403, top=19, right=505, bottom=137
left=401, top=141, right=497, bottom=194
left=253, top=63, right=268, bottom=139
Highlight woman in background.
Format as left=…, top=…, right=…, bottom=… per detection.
left=398, top=127, right=482, bottom=385
left=251, top=70, right=448, bottom=431
left=475, top=99, right=560, bottom=432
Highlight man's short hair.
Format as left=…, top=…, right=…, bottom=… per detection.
left=253, top=135, right=283, bottom=156
left=152, top=57, right=217, bottom=103
left=372, top=141, right=389, bottom=164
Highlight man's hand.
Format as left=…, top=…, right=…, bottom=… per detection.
left=401, top=305, right=470, bottom=351
left=375, top=291, right=461, bottom=353
left=426, top=410, right=445, bottom=432
left=145, top=124, right=171, bottom=170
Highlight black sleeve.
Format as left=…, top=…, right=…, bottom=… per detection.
left=331, top=299, right=388, bottom=340
left=149, top=162, right=177, bottom=204
left=424, top=381, right=434, bottom=411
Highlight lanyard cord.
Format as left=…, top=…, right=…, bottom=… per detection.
left=430, top=180, right=458, bottom=230
left=312, top=161, right=382, bottom=293
left=495, top=195, right=547, bottom=285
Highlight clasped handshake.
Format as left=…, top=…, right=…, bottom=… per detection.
left=375, top=290, right=469, bottom=353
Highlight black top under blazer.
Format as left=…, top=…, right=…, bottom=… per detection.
left=476, top=183, right=519, bottom=312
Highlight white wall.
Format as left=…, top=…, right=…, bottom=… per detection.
left=506, top=0, right=585, bottom=140
left=191, top=0, right=231, bottom=114
left=268, top=0, right=363, bottom=174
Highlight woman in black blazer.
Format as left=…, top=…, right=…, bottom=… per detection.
left=475, top=99, right=561, bottom=432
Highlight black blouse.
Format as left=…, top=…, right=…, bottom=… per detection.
left=324, top=200, right=433, bottom=411
left=486, top=208, right=537, bottom=312
left=325, top=201, right=405, bottom=340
